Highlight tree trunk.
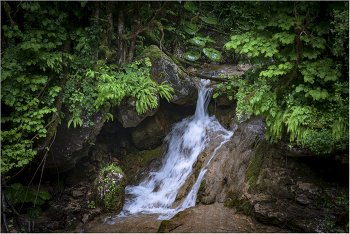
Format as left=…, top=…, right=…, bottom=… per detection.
left=127, top=3, right=140, bottom=63
left=171, top=2, right=184, bottom=53
left=273, top=23, right=303, bottom=98
left=92, top=1, right=100, bottom=23
left=33, top=27, right=73, bottom=153
left=92, top=1, right=100, bottom=60
left=103, top=2, right=115, bottom=48
left=117, top=2, right=126, bottom=67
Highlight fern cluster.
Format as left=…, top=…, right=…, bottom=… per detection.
left=65, top=58, right=175, bottom=126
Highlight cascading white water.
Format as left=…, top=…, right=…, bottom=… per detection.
left=117, top=79, right=233, bottom=220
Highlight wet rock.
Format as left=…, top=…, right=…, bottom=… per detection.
left=237, top=63, right=252, bottom=72
left=102, top=107, right=122, bottom=133
left=138, top=45, right=198, bottom=106
left=72, top=190, right=84, bottom=199
left=91, top=144, right=108, bottom=162
left=91, top=165, right=127, bottom=213
left=235, top=138, right=349, bottom=232
left=34, top=105, right=108, bottom=174
left=173, top=116, right=265, bottom=206
left=17, top=215, right=34, bottom=233
left=130, top=106, right=171, bottom=150
left=116, top=95, right=160, bottom=128
left=65, top=213, right=80, bottom=230
left=157, top=203, right=288, bottom=233
left=82, top=208, right=102, bottom=224
left=46, top=221, right=60, bottom=231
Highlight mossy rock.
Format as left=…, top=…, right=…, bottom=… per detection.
left=141, top=146, right=164, bottom=165
left=139, top=45, right=163, bottom=62
left=92, top=164, right=127, bottom=213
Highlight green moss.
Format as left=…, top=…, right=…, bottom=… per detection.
left=141, top=146, right=163, bottom=165
left=241, top=202, right=252, bottom=216
left=139, top=45, right=162, bottom=61
left=159, top=71, right=166, bottom=76
left=198, top=179, right=206, bottom=192
left=157, top=218, right=184, bottom=233
left=224, top=192, right=251, bottom=215
left=245, top=141, right=266, bottom=193
left=103, top=183, right=123, bottom=210
left=101, top=164, right=124, bottom=174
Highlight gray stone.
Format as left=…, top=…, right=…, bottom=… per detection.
left=138, top=45, right=198, bottom=106
left=116, top=96, right=160, bottom=128
left=130, top=108, right=169, bottom=150
left=34, top=105, right=108, bottom=174
left=72, top=190, right=84, bottom=199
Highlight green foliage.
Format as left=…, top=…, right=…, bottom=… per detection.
left=5, top=183, right=51, bottom=218
left=216, top=1, right=349, bottom=154
left=184, top=51, right=200, bottom=61
left=88, top=201, right=96, bottom=209
left=202, top=48, right=222, bottom=62
left=199, top=16, right=217, bottom=25
left=1, top=1, right=73, bottom=174
left=184, top=36, right=222, bottom=62
left=101, top=164, right=123, bottom=174
left=184, top=1, right=198, bottom=13
left=27, top=206, right=42, bottom=218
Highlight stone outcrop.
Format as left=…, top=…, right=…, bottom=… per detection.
left=38, top=105, right=108, bottom=174
left=173, top=114, right=349, bottom=233
left=115, top=95, right=160, bottom=128
left=235, top=139, right=349, bottom=233
left=130, top=103, right=172, bottom=150
left=138, top=45, right=198, bottom=106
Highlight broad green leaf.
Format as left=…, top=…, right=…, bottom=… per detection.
left=5, top=183, right=26, bottom=204
left=184, top=1, right=198, bottom=12
left=187, top=37, right=206, bottom=47
left=203, top=48, right=222, bottom=62
left=199, top=16, right=217, bottom=25
left=184, top=51, right=200, bottom=61
left=27, top=206, right=42, bottom=218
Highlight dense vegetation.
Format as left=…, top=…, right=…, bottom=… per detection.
left=215, top=1, right=349, bottom=154
left=1, top=1, right=348, bottom=224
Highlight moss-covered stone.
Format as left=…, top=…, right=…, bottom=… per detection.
left=92, top=164, right=126, bottom=213
left=244, top=141, right=265, bottom=193
left=141, top=146, right=164, bottom=165
left=139, top=45, right=163, bottom=61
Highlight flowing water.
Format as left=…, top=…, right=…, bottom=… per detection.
left=107, top=79, right=233, bottom=222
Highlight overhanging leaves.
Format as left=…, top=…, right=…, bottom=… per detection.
left=202, top=48, right=222, bottom=61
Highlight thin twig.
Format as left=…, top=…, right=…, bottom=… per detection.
left=4, top=195, right=20, bottom=216
left=51, top=151, right=60, bottom=191
left=30, top=118, right=57, bottom=142
left=34, top=131, right=57, bottom=207
left=4, top=165, right=26, bottom=184
left=2, top=190, right=10, bottom=233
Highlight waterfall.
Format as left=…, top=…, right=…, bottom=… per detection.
left=117, top=79, right=233, bottom=220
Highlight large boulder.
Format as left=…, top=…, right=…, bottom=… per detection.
left=130, top=104, right=172, bottom=150
left=116, top=95, right=160, bottom=128
left=91, top=165, right=127, bottom=213
left=138, top=45, right=198, bottom=106
left=38, top=105, right=108, bottom=174
left=102, top=106, right=122, bottom=133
